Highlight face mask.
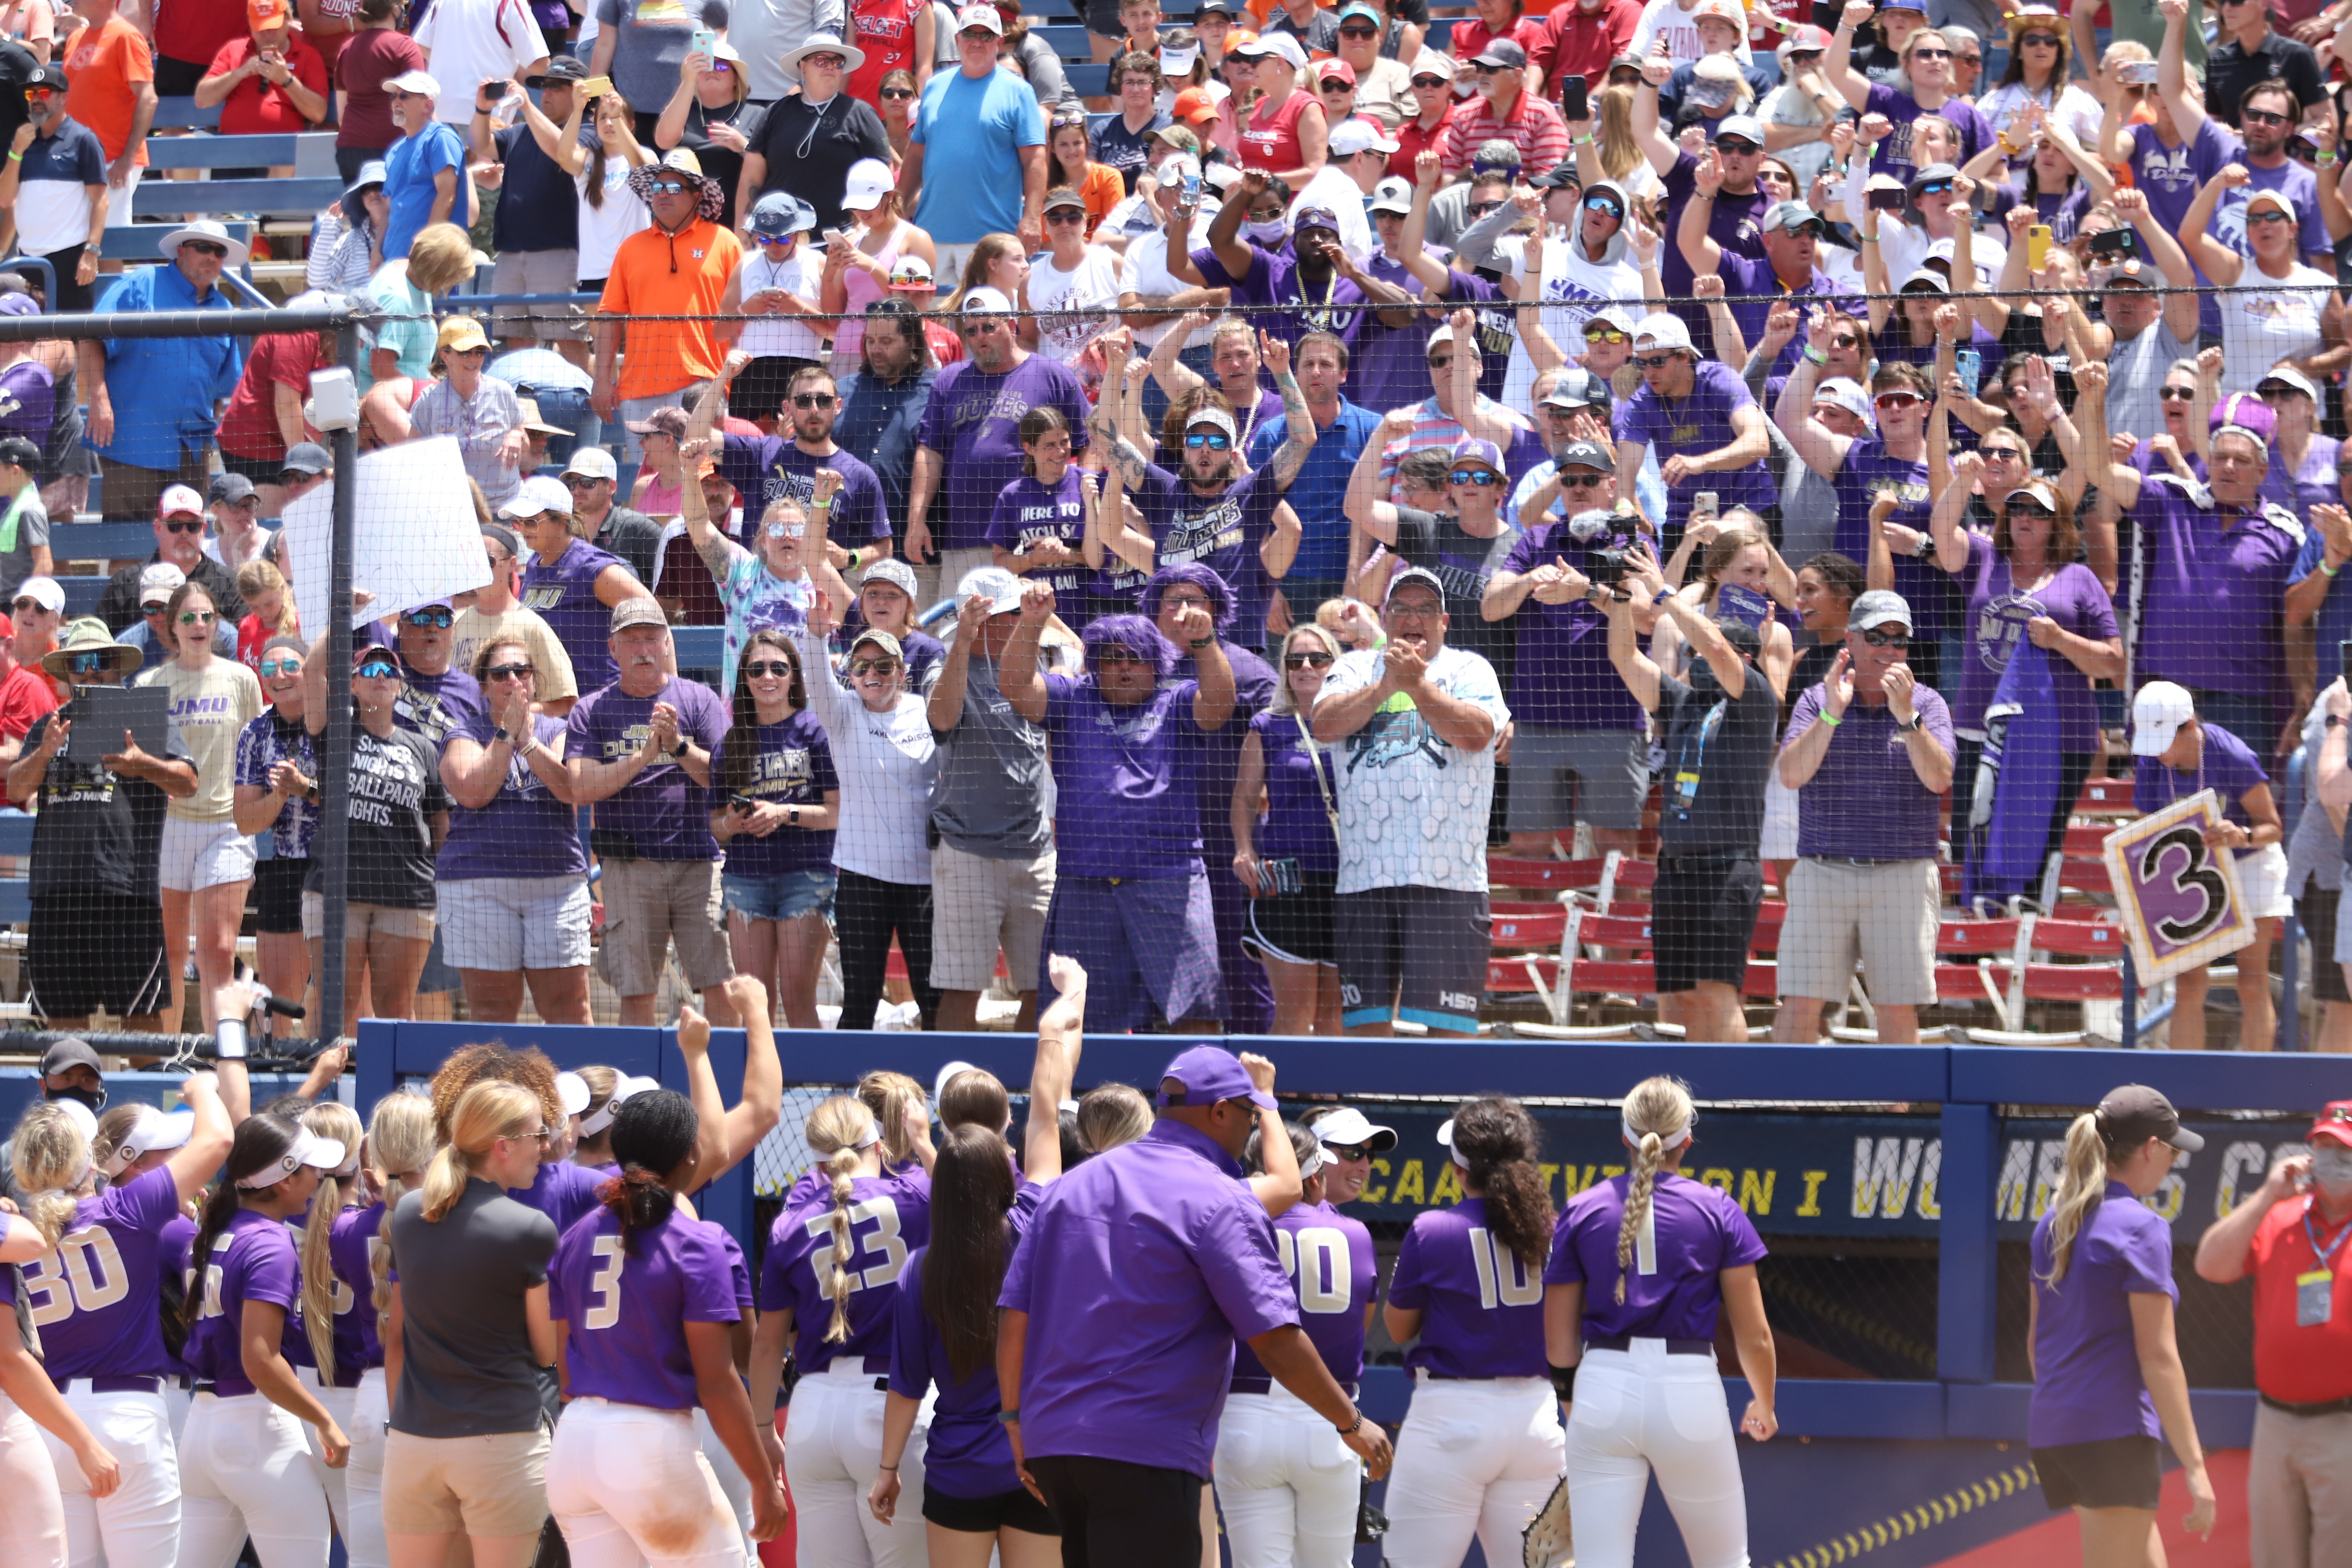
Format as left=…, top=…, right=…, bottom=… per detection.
left=1243, top=219, right=1290, bottom=244
left=1566, top=511, right=1612, bottom=543
left=47, top=1083, right=104, bottom=1113
left=2312, top=1146, right=2352, bottom=1193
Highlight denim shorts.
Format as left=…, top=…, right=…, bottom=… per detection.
left=722, top=869, right=836, bottom=923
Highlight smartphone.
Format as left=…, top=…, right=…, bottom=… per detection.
left=1954, top=346, right=1981, bottom=400
left=2120, top=59, right=2159, bottom=85
left=1868, top=185, right=1908, bottom=212
left=581, top=74, right=613, bottom=96
left=820, top=227, right=844, bottom=246
left=1559, top=73, right=1588, bottom=121
left=729, top=793, right=758, bottom=812
left=690, top=25, right=715, bottom=55
left=2027, top=223, right=2052, bottom=271
left=1692, top=491, right=1719, bottom=524
left=2087, top=225, right=2138, bottom=259
left=2339, top=639, right=2352, bottom=691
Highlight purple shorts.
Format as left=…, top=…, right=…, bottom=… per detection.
left=1038, top=871, right=1223, bottom=1030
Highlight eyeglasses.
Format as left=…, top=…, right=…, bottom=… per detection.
left=355, top=660, right=401, bottom=679
left=1909, top=46, right=1950, bottom=59
left=1874, top=391, right=1922, bottom=410
left=791, top=392, right=839, bottom=409
left=1632, top=352, right=1680, bottom=369
left=182, top=240, right=228, bottom=258
left=1559, top=472, right=1607, bottom=489
left=743, top=660, right=794, bottom=678
left=2158, top=385, right=2196, bottom=402
left=1161, top=591, right=1213, bottom=608
left=1283, top=650, right=1335, bottom=669
left=2243, top=107, right=2293, bottom=127
left=1857, top=626, right=1909, bottom=646
left=880, top=86, right=914, bottom=99
left=1386, top=598, right=1442, bottom=620
left=402, top=607, right=453, bottom=628
left=1913, top=178, right=1954, bottom=196
left=2018, top=31, right=2059, bottom=44
left=485, top=662, right=534, bottom=681
left=1046, top=207, right=1087, bottom=225
left=1184, top=431, right=1232, bottom=450
left=67, top=651, right=106, bottom=674
left=162, top=518, right=204, bottom=534
left=1095, top=647, right=1149, bottom=668
left=849, top=656, right=900, bottom=674
left=257, top=657, right=298, bottom=676
left=178, top=609, right=217, bottom=625
left=1450, top=468, right=1502, bottom=486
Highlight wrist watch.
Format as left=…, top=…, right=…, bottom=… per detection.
left=1901, top=712, right=1927, bottom=733
left=670, top=738, right=690, bottom=759
left=788, top=806, right=802, bottom=826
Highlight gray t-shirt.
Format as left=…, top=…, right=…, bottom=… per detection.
left=0, top=485, right=49, bottom=603
left=2103, top=317, right=2199, bottom=456
left=594, top=0, right=729, bottom=122
left=928, top=654, right=1052, bottom=859
left=387, top=1176, right=557, bottom=1439
left=2287, top=686, right=2342, bottom=897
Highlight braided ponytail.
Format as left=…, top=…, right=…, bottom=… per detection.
left=1614, top=1076, right=1695, bottom=1306
left=805, top=1095, right=880, bottom=1344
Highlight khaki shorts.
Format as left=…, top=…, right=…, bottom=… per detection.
left=597, top=857, right=734, bottom=997
left=929, top=839, right=1055, bottom=992
left=381, top=1426, right=550, bottom=1538
left=489, top=248, right=589, bottom=340
left=301, top=891, right=436, bottom=944
left=1778, top=857, right=1941, bottom=1008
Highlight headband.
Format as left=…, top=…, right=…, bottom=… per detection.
left=1624, top=1115, right=1692, bottom=1152
left=847, top=1120, right=882, bottom=1151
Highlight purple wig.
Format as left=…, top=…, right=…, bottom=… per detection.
left=1080, top=614, right=1181, bottom=678
left=1139, top=562, right=1237, bottom=634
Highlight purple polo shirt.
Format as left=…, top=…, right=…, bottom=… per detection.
left=2132, top=721, right=2270, bottom=853
left=917, top=354, right=1093, bottom=553
left=998, top=1119, right=1299, bottom=1477
left=1544, top=1171, right=1767, bottom=1342
left=1784, top=682, right=1957, bottom=861
left=23, top=1166, right=182, bottom=1379
left=521, top=537, right=629, bottom=691
left=187, top=1208, right=302, bottom=1399
left=514, top=1158, right=606, bottom=1236
left=1952, top=539, right=2117, bottom=749
left=437, top=713, right=588, bottom=882
left=1386, top=1196, right=1548, bottom=1380
left=759, top=1169, right=933, bottom=1375
left=1614, top=359, right=1779, bottom=539
left=550, top=1208, right=740, bottom=1410
left=1040, top=672, right=1214, bottom=880
left=1189, top=243, right=1368, bottom=362
left=888, top=1200, right=1036, bottom=1500
left=565, top=675, right=733, bottom=861
left=1230, top=1200, right=1377, bottom=1388
left=2128, top=477, right=2300, bottom=703
left=1713, top=255, right=1854, bottom=381
left=329, top=1202, right=390, bottom=1370
left=2029, top=1180, right=2176, bottom=1449
left=1498, top=518, right=1649, bottom=731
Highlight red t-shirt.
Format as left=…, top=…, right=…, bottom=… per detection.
left=847, top=0, right=926, bottom=107
left=1387, top=113, right=1445, bottom=179
left=155, top=0, right=251, bottom=68
left=205, top=35, right=329, bottom=136
left=2250, top=1195, right=2352, bottom=1405
left=1240, top=86, right=1315, bottom=173
left=1445, top=14, right=1552, bottom=69
left=0, top=660, right=58, bottom=741
left=218, top=328, right=328, bottom=462
left=1536, top=0, right=1641, bottom=87
left=332, top=26, right=424, bottom=149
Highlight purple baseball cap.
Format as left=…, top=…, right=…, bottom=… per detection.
left=1157, top=1044, right=1277, bottom=1113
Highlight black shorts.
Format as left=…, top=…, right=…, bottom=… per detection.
left=254, top=856, right=310, bottom=935
left=153, top=55, right=207, bottom=95
left=2032, top=1435, right=2162, bottom=1512
left=731, top=355, right=824, bottom=423
left=1027, top=1454, right=1200, bottom=1568
left=27, top=243, right=92, bottom=314
left=216, top=447, right=288, bottom=485
left=24, top=892, right=169, bottom=1022
left=1242, top=868, right=1337, bottom=968
left=1652, top=850, right=1762, bottom=994
left=922, top=1478, right=1061, bottom=1536
left=2301, top=888, right=2352, bottom=1004
left=1335, top=885, right=1488, bottom=1034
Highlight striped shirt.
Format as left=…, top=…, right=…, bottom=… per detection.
left=1434, top=91, right=1571, bottom=179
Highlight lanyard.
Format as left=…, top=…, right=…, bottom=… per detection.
left=2305, top=1198, right=2352, bottom=1273
left=1293, top=711, right=1339, bottom=845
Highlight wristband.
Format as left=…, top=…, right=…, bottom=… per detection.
left=2326, top=559, right=2343, bottom=578
left=1804, top=345, right=1828, bottom=364
left=845, top=548, right=862, bottom=571
left=215, top=1019, right=248, bottom=1061
left=1338, top=1410, right=1364, bottom=1436
left=1819, top=711, right=1842, bottom=727
left=5, top=150, right=19, bottom=162
left=2324, top=150, right=2341, bottom=167
left=1548, top=1362, right=1577, bottom=1401
left=997, top=1409, right=1020, bottom=1426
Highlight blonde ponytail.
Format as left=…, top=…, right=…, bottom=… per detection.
left=421, top=1082, right=538, bottom=1222
left=805, top=1095, right=880, bottom=1344
left=2040, top=1112, right=2112, bottom=1286
left=8, top=1102, right=93, bottom=1250
left=857, top=1071, right=928, bottom=1171
left=363, top=1094, right=437, bottom=1344
left=1614, top=1076, right=1695, bottom=1306
left=299, top=1102, right=364, bottom=1374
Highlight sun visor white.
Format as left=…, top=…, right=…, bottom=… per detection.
left=933, top=1060, right=979, bottom=1109
left=52, top=1096, right=98, bottom=1145
left=1625, top=1114, right=1692, bottom=1151
left=1313, top=1106, right=1398, bottom=1152
left=1436, top=1117, right=1472, bottom=1170
left=237, top=1128, right=349, bottom=1189
left=101, top=1104, right=194, bottom=1176
left=578, top=1074, right=661, bottom=1137
left=1301, top=1143, right=1329, bottom=1179
left=556, top=1071, right=592, bottom=1118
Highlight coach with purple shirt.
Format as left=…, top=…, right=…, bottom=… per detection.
left=1773, top=588, right=1955, bottom=1045
left=997, top=1045, right=1392, bottom=1564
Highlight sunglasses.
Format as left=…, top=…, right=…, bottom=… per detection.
left=183, top=239, right=230, bottom=257
left=2243, top=108, right=2293, bottom=127
left=1713, top=138, right=1759, bottom=155
left=402, top=607, right=454, bottom=628
left=1410, top=74, right=1447, bottom=87
left=1046, top=207, right=1087, bottom=224
left=1283, top=650, right=1335, bottom=669
left=564, top=475, right=606, bottom=488
left=1584, top=327, right=1627, bottom=344
left=648, top=179, right=690, bottom=194
left=743, top=659, right=794, bottom=678
left=2009, top=499, right=2057, bottom=518
left=804, top=52, right=845, bottom=67
left=356, top=660, right=401, bottom=678
left=1466, top=200, right=1505, bottom=217
left=880, top=85, right=914, bottom=99
left=257, top=658, right=299, bottom=677
left=445, top=345, right=488, bottom=358
left=1874, top=391, right=1922, bottom=410
left=2158, top=385, right=2196, bottom=402
left=1184, top=431, right=1232, bottom=450
left=2258, top=382, right=2309, bottom=399
left=791, top=392, right=839, bottom=409
left=1427, top=353, right=1457, bottom=369
left=1982, top=444, right=2026, bottom=462
left=1319, top=78, right=1353, bottom=90
left=1450, top=468, right=1502, bottom=485
left=1858, top=627, right=1909, bottom=647
left=485, top=662, right=534, bottom=681
left=1095, top=647, right=1150, bottom=668
left=162, top=517, right=204, bottom=534
left=2248, top=207, right=2294, bottom=224
left=1913, top=178, right=1954, bottom=196
left=8, top=597, right=44, bottom=614
left=1633, top=352, right=1680, bottom=369
left=849, top=656, right=900, bottom=675
left=1909, top=46, right=1950, bottom=59
left=1583, top=195, right=1623, bottom=216
left=2018, top=31, right=2058, bottom=44
left=1559, top=472, right=1607, bottom=489
left=1338, top=22, right=1378, bottom=34
left=67, top=651, right=107, bottom=674
left=178, top=609, right=217, bottom=625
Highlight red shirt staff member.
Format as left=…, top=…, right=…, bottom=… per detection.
left=2194, top=1099, right=2352, bottom=1568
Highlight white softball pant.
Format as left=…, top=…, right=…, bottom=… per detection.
left=178, top=1390, right=335, bottom=1568
left=1213, top=1385, right=1359, bottom=1568
left=695, top=1402, right=758, bottom=1560
left=782, top=1360, right=931, bottom=1568
left=549, top=1397, right=745, bottom=1568
left=34, top=1384, right=180, bottom=1568
left=0, top=1390, right=66, bottom=1568
left=296, top=1368, right=354, bottom=1540
left=343, top=1368, right=392, bottom=1568
left=1381, top=1373, right=1565, bottom=1568
left=1565, top=1342, right=1749, bottom=1568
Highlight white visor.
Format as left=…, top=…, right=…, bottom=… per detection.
left=1624, top=1114, right=1692, bottom=1152
left=101, top=1104, right=194, bottom=1176
left=556, top=1071, right=592, bottom=1118
left=236, top=1127, right=349, bottom=1189
left=578, top=1074, right=660, bottom=1137
left=1436, top=1117, right=1471, bottom=1170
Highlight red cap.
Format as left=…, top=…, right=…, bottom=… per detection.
left=2313, top=1101, right=2352, bottom=1149
left=1315, top=57, right=1356, bottom=84
left=1782, top=23, right=1832, bottom=49
left=1172, top=84, right=1219, bottom=122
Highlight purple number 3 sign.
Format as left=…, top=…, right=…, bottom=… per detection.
left=2101, top=789, right=2256, bottom=985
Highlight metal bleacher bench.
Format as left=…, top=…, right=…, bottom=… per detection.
left=0, top=815, right=31, bottom=925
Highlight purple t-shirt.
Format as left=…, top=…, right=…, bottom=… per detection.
left=1386, top=1196, right=1547, bottom=1380
left=999, top=1119, right=1298, bottom=1477
left=1352, top=252, right=1441, bottom=414
left=1784, top=683, right=1957, bottom=861
left=437, top=712, right=587, bottom=882
left=986, top=469, right=1094, bottom=614
left=2128, top=478, right=2300, bottom=702
left=1862, top=83, right=1994, bottom=188
left=1614, top=359, right=1779, bottom=539
left=1658, top=151, right=1769, bottom=356
left=20, top=1165, right=183, bottom=1379
left=1228, top=1200, right=1375, bottom=1387
left=1952, top=538, right=2116, bottom=750
left=715, top=436, right=893, bottom=546
left=1126, top=463, right=1288, bottom=644
left=1498, top=517, right=1649, bottom=731
left=1543, top=1171, right=1767, bottom=1342
left=549, top=1207, right=740, bottom=1410
left=2133, top=720, right=2270, bottom=851
left=710, top=709, right=838, bottom=878
left=329, top=1202, right=389, bottom=1371
left=1248, top=709, right=1339, bottom=873
left=917, top=354, right=1093, bottom=552
left=1190, top=243, right=1368, bottom=362
left=187, top=1208, right=302, bottom=1399
left=1040, top=671, right=1215, bottom=880
left=2029, top=1180, right=2176, bottom=1449
left=565, top=675, right=732, bottom=861
left=394, top=664, right=486, bottom=749
left=514, top=1158, right=606, bottom=1236
left=887, top=1204, right=1034, bottom=1500
left=521, top=537, right=629, bottom=692
left=758, top=1168, right=932, bottom=1375
left=1713, top=255, right=1856, bottom=381
left=0, top=360, right=55, bottom=445
left=1831, top=439, right=1955, bottom=640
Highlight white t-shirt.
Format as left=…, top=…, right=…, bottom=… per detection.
left=1320, top=643, right=1510, bottom=895
left=1973, top=81, right=2104, bottom=165
left=2217, top=260, right=2337, bottom=398
left=1629, top=0, right=1754, bottom=67
left=1028, top=245, right=1124, bottom=366
left=411, top=0, right=546, bottom=128
left=1495, top=232, right=1645, bottom=415
left=574, top=156, right=649, bottom=283
left=737, top=244, right=826, bottom=363
left=1119, top=214, right=1221, bottom=351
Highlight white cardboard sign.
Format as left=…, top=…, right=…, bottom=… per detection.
left=281, top=436, right=492, bottom=632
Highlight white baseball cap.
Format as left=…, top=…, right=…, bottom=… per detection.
left=500, top=473, right=574, bottom=518
left=562, top=446, right=618, bottom=481
left=1369, top=175, right=1414, bottom=214
left=159, top=484, right=205, bottom=518
left=236, top=1126, right=349, bottom=1189
left=1328, top=115, right=1398, bottom=157
left=841, top=157, right=894, bottom=212
left=138, top=562, right=187, bottom=605
left=2132, top=680, right=2197, bottom=756
left=384, top=68, right=440, bottom=97
left=13, top=575, right=63, bottom=615
left=958, top=564, right=1025, bottom=616
left=1631, top=312, right=1694, bottom=354
left=955, top=2, right=1004, bottom=34
left=1312, top=1106, right=1398, bottom=1152
left=961, top=286, right=1014, bottom=316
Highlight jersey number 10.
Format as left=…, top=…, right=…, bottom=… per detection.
left=1467, top=1226, right=1541, bottom=1310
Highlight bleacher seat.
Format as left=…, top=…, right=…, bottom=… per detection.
left=0, top=814, right=33, bottom=925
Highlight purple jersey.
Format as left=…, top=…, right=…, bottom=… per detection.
left=1230, top=1201, right=1375, bottom=1388
left=759, top=1170, right=932, bottom=1374
left=329, top=1203, right=390, bottom=1370
left=714, top=1222, right=753, bottom=1316
left=515, top=1159, right=607, bottom=1236
left=1190, top=243, right=1368, bottom=362
left=917, top=354, right=1094, bottom=551
left=1613, top=359, right=1779, bottom=540
left=394, top=664, right=487, bottom=749
left=19, top=1166, right=184, bottom=1379
left=715, top=436, right=893, bottom=546
left=1386, top=1197, right=1548, bottom=1380
left=1124, top=463, right=1288, bottom=644
left=887, top=1205, right=1035, bottom=1500
left=986, top=469, right=1093, bottom=617
left=521, top=537, right=629, bottom=691
left=2029, top=1180, right=2176, bottom=1449
left=437, top=712, right=588, bottom=882
left=161, top=1214, right=196, bottom=1375
left=187, top=1209, right=303, bottom=1398
left=2129, top=477, right=2301, bottom=703
left=549, top=1207, right=741, bottom=1410
left=1544, top=1172, right=1767, bottom=1342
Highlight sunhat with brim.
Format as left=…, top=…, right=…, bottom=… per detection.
left=781, top=32, right=867, bottom=73
left=41, top=617, right=140, bottom=680
left=235, top=1127, right=349, bottom=1189
left=626, top=149, right=725, bottom=222
left=159, top=219, right=250, bottom=268
left=341, top=160, right=387, bottom=227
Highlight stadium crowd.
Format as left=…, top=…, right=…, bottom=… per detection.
left=6, top=0, right=2352, bottom=1044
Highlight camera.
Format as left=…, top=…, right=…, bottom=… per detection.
left=1586, top=548, right=1628, bottom=588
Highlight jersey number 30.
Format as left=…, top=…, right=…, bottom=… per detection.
left=20, top=1225, right=130, bottom=1326
left=1276, top=1227, right=1355, bottom=1315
